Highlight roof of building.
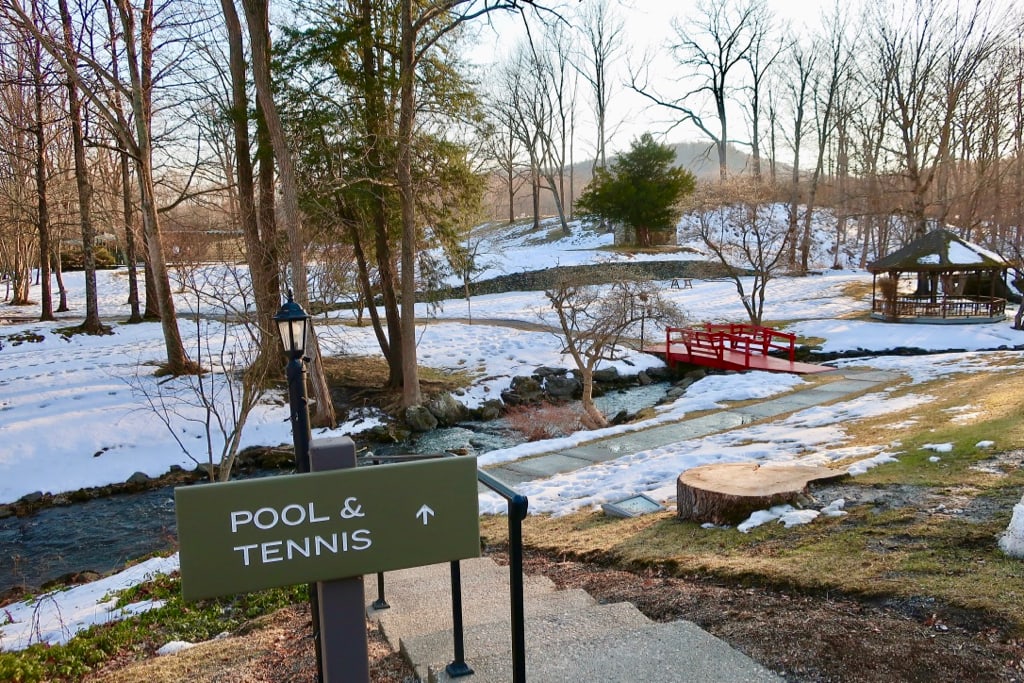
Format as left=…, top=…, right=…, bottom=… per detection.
left=867, top=228, right=1009, bottom=273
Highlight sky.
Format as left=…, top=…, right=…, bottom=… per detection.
left=2, top=209, right=1024, bottom=651
left=469, top=0, right=835, bottom=158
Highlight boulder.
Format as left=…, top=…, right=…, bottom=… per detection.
left=534, top=366, right=568, bottom=379
left=405, top=405, right=439, bottom=432
left=609, top=409, right=631, bottom=425
left=426, top=393, right=468, bottom=427
left=544, top=374, right=582, bottom=400
left=127, top=471, right=152, bottom=486
left=477, top=399, right=504, bottom=421
left=501, top=376, right=544, bottom=405
left=592, top=366, right=620, bottom=384
left=681, top=368, right=707, bottom=383
left=637, top=371, right=653, bottom=386
left=644, top=365, right=675, bottom=382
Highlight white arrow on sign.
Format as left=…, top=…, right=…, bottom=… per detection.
left=416, top=504, right=435, bottom=525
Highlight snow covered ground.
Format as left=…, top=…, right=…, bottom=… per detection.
left=2, top=215, right=1023, bottom=651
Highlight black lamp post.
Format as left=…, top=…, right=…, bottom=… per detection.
left=274, top=290, right=312, bottom=473
left=638, top=291, right=649, bottom=349
left=273, top=290, right=322, bottom=681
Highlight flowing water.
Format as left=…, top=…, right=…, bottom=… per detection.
left=0, top=383, right=669, bottom=596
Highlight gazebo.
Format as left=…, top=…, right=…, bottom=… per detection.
left=867, top=228, right=1009, bottom=324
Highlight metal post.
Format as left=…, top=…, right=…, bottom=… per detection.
left=508, top=494, right=528, bottom=683
left=286, top=354, right=322, bottom=682
left=372, top=572, right=389, bottom=610
left=311, top=437, right=370, bottom=683
left=286, top=356, right=312, bottom=473
left=445, top=560, right=473, bottom=677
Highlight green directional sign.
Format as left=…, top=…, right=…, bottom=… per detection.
left=174, top=457, right=480, bottom=601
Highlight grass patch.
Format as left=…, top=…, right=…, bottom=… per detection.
left=2, top=331, right=46, bottom=346
left=322, top=355, right=475, bottom=394
left=841, top=279, right=875, bottom=301
left=0, top=571, right=305, bottom=682
left=838, top=366, right=1024, bottom=486
left=483, top=495, right=1024, bottom=631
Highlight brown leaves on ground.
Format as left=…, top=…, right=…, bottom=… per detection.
left=86, top=605, right=414, bottom=683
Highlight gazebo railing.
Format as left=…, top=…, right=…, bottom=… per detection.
left=872, top=295, right=1006, bottom=321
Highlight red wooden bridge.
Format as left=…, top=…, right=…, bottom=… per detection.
left=652, top=323, right=831, bottom=374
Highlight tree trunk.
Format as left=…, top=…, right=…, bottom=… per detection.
left=120, top=150, right=143, bottom=323
left=397, top=0, right=421, bottom=408
left=120, top=0, right=189, bottom=368
left=59, top=0, right=103, bottom=333
left=580, top=367, right=608, bottom=428
left=31, top=29, right=53, bottom=322
left=241, top=0, right=334, bottom=425
left=676, top=462, right=847, bottom=525
left=54, top=250, right=68, bottom=312
left=221, top=0, right=277, bottom=370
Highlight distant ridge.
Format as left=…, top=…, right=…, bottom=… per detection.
left=483, top=140, right=769, bottom=221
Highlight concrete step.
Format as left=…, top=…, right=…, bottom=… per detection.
left=367, top=560, right=583, bottom=650
left=429, top=619, right=783, bottom=683
left=403, top=601, right=651, bottom=682
left=364, top=558, right=537, bottom=605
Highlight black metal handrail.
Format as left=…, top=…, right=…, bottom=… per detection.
left=476, top=468, right=529, bottom=683
left=361, top=454, right=529, bottom=683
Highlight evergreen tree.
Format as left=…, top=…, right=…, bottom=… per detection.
left=576, top=133, right=696, bottom=247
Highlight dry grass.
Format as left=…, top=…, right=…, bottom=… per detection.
left=504, top=403, right=585, bottom=440
left=321, top=354, right=475, bottom=415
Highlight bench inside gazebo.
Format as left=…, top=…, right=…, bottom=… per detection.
left=868, top=228, right=1010, bottom=324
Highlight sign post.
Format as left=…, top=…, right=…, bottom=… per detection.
left=175, top=439, right=480, bottom=681
left=311, top=437, right=367, bottom=683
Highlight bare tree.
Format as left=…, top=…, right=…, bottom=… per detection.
left=546, top=273, right=683, bottom=427
left=495, top=48, right=546, bottom=230
left=28, top=0, right=55, bottom=322
left=575, top=0, right=623, bottom=175
left=742, top=1, right=784, bottom=182
left=781, top=39, right=814, bottom=268
left=134, top=265, right=272, bottom=482
left=235, top=0, right=335, bottom=424
left=870, top=0, right=1003, bottom=240
left=4, top=0, right=197, bottom=369
left=799, top=6, right=855, bottom=271
left=482, top=108, right=528, bottom=223
left=57, top=0, right=105, bottom=334
left=684, top=179, right=790, bottom=325
left=630, top=0, right=762, bottom=181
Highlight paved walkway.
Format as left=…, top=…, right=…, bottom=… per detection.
left=485, top=367, right=902, bottom=488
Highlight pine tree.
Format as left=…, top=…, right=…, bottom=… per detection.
left=576, top=133, right=696, bottom=247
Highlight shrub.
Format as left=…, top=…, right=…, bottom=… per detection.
left=59, top=246, right=117, bottom=271
left=505, top=403, right=584, bottom=441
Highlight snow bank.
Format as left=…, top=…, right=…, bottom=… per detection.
left=999, top=501, right=1024, bottom=559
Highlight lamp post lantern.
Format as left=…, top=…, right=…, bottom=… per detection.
left=273, top=290, right=322, bottom=680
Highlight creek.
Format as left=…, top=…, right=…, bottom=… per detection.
left=0, top=383, right=669, bottom=598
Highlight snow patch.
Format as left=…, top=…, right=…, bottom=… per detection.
left=999, top=502, right=1024, bottom=559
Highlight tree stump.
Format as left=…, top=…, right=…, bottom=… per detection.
left=676, top=462, right=848, bottom=525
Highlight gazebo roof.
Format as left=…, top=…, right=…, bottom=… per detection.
left=867, top=228, right=1009, bottom=273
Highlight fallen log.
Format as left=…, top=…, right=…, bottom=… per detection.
left=676, top=462, right=848, bottom=525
